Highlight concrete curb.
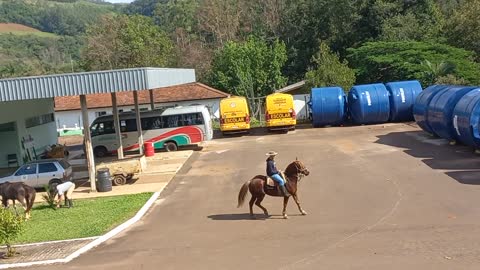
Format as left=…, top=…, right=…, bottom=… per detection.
left=0, top=191, right=161, bottom=269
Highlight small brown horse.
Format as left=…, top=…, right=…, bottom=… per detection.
left=237, top=159, right=310, bottom=219
left=0, top=182, right=36, bottom=220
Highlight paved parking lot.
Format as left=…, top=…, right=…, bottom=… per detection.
left=28, top=123, right=480, bottom=270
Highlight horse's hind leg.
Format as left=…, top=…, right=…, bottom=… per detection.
left=255, top=195, right=269, bottom=217
left=282, top=196, right=290, bottom=219
left=249, top=196, right=256, bottom=218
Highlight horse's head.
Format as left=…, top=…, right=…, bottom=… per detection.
left=285, top=158, right=310, bottom=178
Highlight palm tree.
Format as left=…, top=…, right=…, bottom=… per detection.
left=422, top=60, right=456, bottom=85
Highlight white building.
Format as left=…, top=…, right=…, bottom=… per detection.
left=0, top=67, right=196, bottom=169
left=0, top=99, right=57, bottom=167
left=54, top=82, right=229, bottom=131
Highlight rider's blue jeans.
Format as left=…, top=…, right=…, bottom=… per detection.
left=271, top=174, right=285, bottom=186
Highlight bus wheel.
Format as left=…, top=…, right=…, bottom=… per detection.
left=94, top=146, right=108, bottom=158
left=165, top=142, right=178, bottom=152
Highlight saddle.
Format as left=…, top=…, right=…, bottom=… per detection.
left=266, top=171, right=288, bottom=188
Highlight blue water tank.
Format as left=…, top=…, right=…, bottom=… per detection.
left=310, top=87, right=346, bottom=127
left=386, top=80, right=423, bottom=122
left=347, top=83, right=390, bottom=124
left=427, top=85, right=477, bottom=141
left=413, top=85, right=446, bottom=134
left=451, top=88, right=480, bottom=148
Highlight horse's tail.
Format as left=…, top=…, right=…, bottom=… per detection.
left=237, top=180, right=251, bottom=208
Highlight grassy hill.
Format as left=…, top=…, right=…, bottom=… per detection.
left=0, top=23, right=58, bottom=38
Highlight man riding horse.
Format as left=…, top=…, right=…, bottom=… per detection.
left=266, top=151, right=289, bottom=197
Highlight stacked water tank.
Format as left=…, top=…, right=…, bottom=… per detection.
left=309, top=87, right=346, bottom=127
left=413, top=85, right=480, bottom=150
left=309, top=80, right=423, bottom=127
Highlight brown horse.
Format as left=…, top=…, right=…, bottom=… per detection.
left=0, top=182, right=36, bottom=220
left=237, top=159, right=310, bottom=219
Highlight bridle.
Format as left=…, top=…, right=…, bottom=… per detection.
left=286, top=161, right=309, bottom=181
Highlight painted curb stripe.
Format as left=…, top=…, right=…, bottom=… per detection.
left=0, top=191, right=161, bottom=269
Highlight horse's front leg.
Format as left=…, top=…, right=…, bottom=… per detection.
left=292, top=194, right=307, bottom=215
left=282, top=196, right=289, bottom=219
left=12, top=200, right=19, bottom=216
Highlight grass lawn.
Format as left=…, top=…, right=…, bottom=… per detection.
left=15, top=192, right=153, bottom=244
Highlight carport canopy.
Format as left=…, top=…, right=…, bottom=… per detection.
left=0, top=67, right=196, bottom=191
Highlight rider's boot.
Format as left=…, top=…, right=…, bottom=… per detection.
left=279, top=185, right=290, bottom=197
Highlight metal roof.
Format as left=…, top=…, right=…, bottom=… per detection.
left=0, top=67, right=196, bottom=102
left=275, top=80, right=306, bottom=93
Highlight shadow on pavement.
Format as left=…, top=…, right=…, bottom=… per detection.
left=375, top=130, right=480, bottom=185
left=208, top=213, right=266, bottom=220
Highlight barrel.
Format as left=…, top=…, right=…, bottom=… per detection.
left=386, top=80, right=423, bottom=122
left=426, top=85, right=477, bottom=141
left=413, top=85, right=446, bottom=134
left=452, top=87, right=480, bottom=148
left=96, top=168, right=112, bottom=192
left=310, top=87, right=346, bottom=127
left=347, top=83, right=390, bottom=124
left=144, top=142, right=154, bottom=157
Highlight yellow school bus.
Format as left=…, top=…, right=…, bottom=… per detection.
left=265, top=93, right=296, bottom=131
left=219, top=96, right=251, bottom=134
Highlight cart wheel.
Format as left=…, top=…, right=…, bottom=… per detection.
left=112, top=175, right=127, bottom=186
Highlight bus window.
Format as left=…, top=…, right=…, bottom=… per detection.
left=184, top=113, right=204, bottom=125
left=120, top=119, right=138, bottom=132
left=165, top=115, right=180, bottom=128
left=93, top=121, right=115, bottom=136
left=142, top=116, right=164, bottom=130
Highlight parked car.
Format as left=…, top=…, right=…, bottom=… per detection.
left=0, top=159, right=73, bottom=189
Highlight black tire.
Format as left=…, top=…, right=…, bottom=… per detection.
left=94, top=146, right=108, bottom=158
left=164, top=142, right=178, bottom=152
left=49, top=179, right=62, bottom=186
left=112, top=175, right=127, bottom=186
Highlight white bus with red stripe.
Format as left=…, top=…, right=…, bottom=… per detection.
left=90, top=105, right=213, bottom=157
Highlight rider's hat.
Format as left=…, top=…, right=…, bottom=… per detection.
left=265, top=151, right=278, bottom=156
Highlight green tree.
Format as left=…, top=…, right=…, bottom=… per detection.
left=279, top=0, right=361, bottom=81
left=445, top=0, right=480, bottom=60
left=82, top=14, right=175, bottom=70
left=305, top=42, right=356, bottom=92
left=208, top=36, right=287, bottom=99
left=379, top=0, right=444, bottom=41
left=347, top=41, right=480, bottom=86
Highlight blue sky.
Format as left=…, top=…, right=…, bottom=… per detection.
left=105, top=0, right=134, bottom=3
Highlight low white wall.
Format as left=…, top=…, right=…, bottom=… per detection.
left=293, top=94, right=311, bottom=121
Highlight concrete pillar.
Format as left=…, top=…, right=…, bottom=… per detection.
left=80, top=95, right=96, bottom=192
left=149, top=89, right=155, bottom=110
left=111, top=93, right=124, bottom=159
left=134, top=91, right=144, bottom=155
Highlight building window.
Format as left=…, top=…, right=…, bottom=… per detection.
left=0, top=122, right=15, bottom=132
left=96, top=111, right=107, bottom=117
left=25, top=113, right=54, bottom=128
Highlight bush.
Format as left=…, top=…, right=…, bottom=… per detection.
left=0, top=208, right=25, bottom=258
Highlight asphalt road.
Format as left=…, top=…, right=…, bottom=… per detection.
left=30, top=123, right=480, bottom=270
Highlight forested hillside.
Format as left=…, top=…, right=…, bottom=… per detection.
left=1, top=0, right=479, bottom=97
